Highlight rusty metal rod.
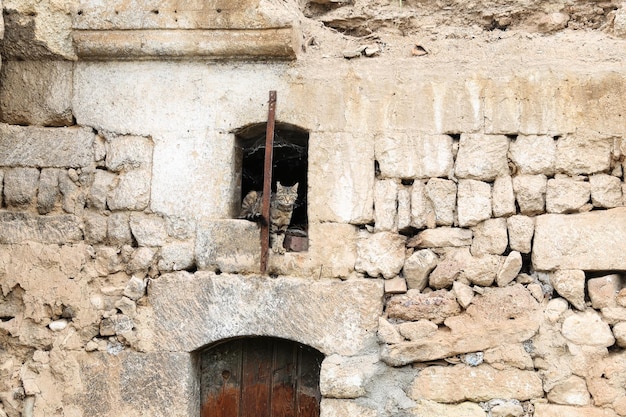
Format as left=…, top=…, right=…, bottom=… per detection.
left=260, top=91, right=277, bottom=274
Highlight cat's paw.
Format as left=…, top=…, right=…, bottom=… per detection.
left=272, top=246, right=286, bottom=255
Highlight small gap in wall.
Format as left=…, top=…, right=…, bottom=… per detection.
left=401, top=178, right=414, bottom=186
left=374, top=160, right=381, bottom=178
left=520, top=252, right=532, bottom=274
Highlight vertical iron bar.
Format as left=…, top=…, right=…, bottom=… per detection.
left=261, top=91, right=276, bottom=274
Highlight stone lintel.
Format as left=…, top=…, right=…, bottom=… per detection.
left=73, top=28, right=300, bottom=61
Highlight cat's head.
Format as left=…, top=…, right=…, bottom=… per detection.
left=276, top=181, right=299, bottom=204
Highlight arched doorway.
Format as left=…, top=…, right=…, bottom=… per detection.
left=199, top=337, right=323, bottom=417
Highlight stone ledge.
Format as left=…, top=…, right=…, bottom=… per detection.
left=73, top=28, right=300, bottom=61
left=0, top=212, right=83, bottom=244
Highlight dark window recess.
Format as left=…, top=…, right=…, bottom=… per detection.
left=199, top=337, right=324, bottom=417
left=236, top=123, right=309, bottom=252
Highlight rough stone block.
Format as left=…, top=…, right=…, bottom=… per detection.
left=129, top=213, right=167, bottom=247
left=507, top=215, right=534, bottom=253
left=375, top=132, right=453, bottom=179
left=88, top=169, right=116, bottom=210
left=397, top=186, right=412, bottom=231
left=411, top=400, right=487, bottom=417
left=425, top=178, right=456, bottom=226
left=614, top=322, right=626, bottom=348
left=588, top=274, right=622, bottom=309
left=457, top=179, right=492, bottom=227
left=107, top=212, right=132, bottom=246
left=429, top=247, right=500, bottom=287
left=105, top=135, right=153, bottom=172
left=403, top=249, right=438, bottom=291
left=308, top=222, right=357, bottom=278
left=309, top=132, right=374, bottom=224
left=556, top=135, right=612, bottom=175
left=533, top=208, right=626, bottom=271
left=355, top=231, right=406, bottom=279
left=107, top=168, right=151, bottom=211
left=471, top=218, right=508, bottom=256
left=412, top=227, right=472, bottom=248
left=547, top=375, right=590, bottom=406
left=409, top=364, right=543, bottom=403
left=397, top=320, right=438, bottom=341
left=149, top=272, right=383, bottom=355
left=496, top=251, right=522, bottom=287
left=377, top=317, right=404, bottom=345
left=533, top=404, right=619, bottom=417
left=157, top=242, right=194, bottom=272
left=455, top=134, right=509, bottom=181
left=384, top=277, right=407, bottom=294
left=3, top=167, right=39, bottom=208
left=483, top=343, right=534, bottom=370
left=410, top=181, right=436, bottom=229
left=549, top=269, right=586, bottom=310
left=0, top=124, right=94, bottom=168
left=387, top=289, right=461, bottom=324
left=320, top=399, right=377, bottom=417
left=509, top=135, right=556, bottom=175
left=546, top=177, right=590, bottom=214
left=513, top=174, right=547, bottom=215
left=195, top=219, right=260, bottom=273
left=320, top=354, right=380, bottom=399
left=84, top=211, right=108, bottom=244
left=562, top=311, right=615, bottom=347
left=590, top=173, right=622, bottom=208
left=374, top=179, right=398, bottom=232
left=0, top=212, right=82, bottom=244
left=37, top=168, right=61, bottom=214
left=492, top=176, right=516, bottom=217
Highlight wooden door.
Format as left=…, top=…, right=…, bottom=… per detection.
left=200, top=337, right=323, bottom=417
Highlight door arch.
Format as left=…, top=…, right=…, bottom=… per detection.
left=199, top=337, right=324, bottom=417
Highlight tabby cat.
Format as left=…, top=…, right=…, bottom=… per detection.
left=239, top=182, right=299, bottom=254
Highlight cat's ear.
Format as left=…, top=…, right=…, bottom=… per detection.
left=293, top=182, right=299, bottom=190
left=276, top=181, right=283, bottom=189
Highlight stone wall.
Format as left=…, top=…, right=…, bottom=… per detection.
left=1, top=1, right=626, bottom=417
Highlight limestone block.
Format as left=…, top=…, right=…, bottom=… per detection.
left=74, top=351, right=197, bottom=417
left=412, top=227, right=472, bottom=248
left=149, top=272, right=383, bottom=355
left=425, top=178, right=456, bottom=226
left=490, top=402, right=524, bottom=417
left=588, top=274, right=622, bottom=309
left=83, top=211, right=108, bottom=244
left=513, top=174, right=547, bottom=215
left=457, top=179, right=492, bottom=227
left=123, top=276, right=147, bottom=301
left=157, top=242, right=194, bottom=272
left=375, top=132, right=453, bottom=179
left=309, top=223, right=357, bottom=278
left=319, top=354, right=380, bottom=399
left=546, top=177, right=590, bottom=213
left=377, top=317, right=404, bottom=344
left=107, top=168, right=151, bottom=211
left=492, top=176, right=516, bottom=217
left=496, top=251, right=522, bottom=287
left=374, top=179, right=398, bottom=232
left=107, top=212, right=132, bottom=246
left=309, top=132, right=374, bottom=224
left=382, top=285, right=541, bottom=365
left=429, top=247, right=500, bottom=287
left=601, top=307, right=626, bottom=325
left=618, top=288, right=626, bottom=307
left=562, top=311, right=615, bottom=347
left=58, top=169, right=85, bottom=214
left=320, top=399, right=377, bottom=417
left=385, top=277, right=407, bottom=294
left=545, top=298, right=569, bottom=322
left=509, top=135, right=557, bottom=175
left=614, top=322, right=626, bottom=348
left=471, top=218, right=508, bottom=256
left=3, top=167, right=39, bottom=208
left=409, top=364, right=543, bottom=402
left=410, top=399, right=486, bottom=417
left=355, top=231, right=406, bottom=279
left=533, top=208, right=626, bottom=271
left=590, top=173, right=622, bottom=208
left=37, top=168, right=61, bottom=214
left=410, top=181, right=436, bottom=229
left=483, top=344, right=534, bottom=370
left=387, top=289, right=461, bottom=324
left=397, top=186, right=412, bottom=231
left=550, top=270, right=586, bottom=310
left=105, top=135, right=153, bottom=172
left=0, top=212, right=82, bottom=244
left=128, top=247, right=157, bottom=273
left=453, top=281, right=475, bottom=308
left=403, top=249, right=438, bottom=291
left=88, top=169, right=116, bottom=210
left=397, top=320, right=438, bottom=341
left=615, top=3, right=626, bottom=37
left=556, top=135, right=612, bottom=175
left=129, top=213, right=167, bottom=247
left=506, top=215, right=534, bottom=254
left=195, top=219, right=260, bottom=274
left=0, top=61, right=73, bottom=126
left=533, top=404, right=619, bottom=417
left=455, top=134, right=509, bottom=181
left=0, top=124, right=94, bottom=168
left=547, top=375, right=590, bottom=405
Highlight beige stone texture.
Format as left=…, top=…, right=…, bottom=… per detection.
left=429, top=247, right=501, bottom=287
left=453, top=281, right=475, bottom=309
left=550, top=269, right=586, bottom=310
left=546, top=177, right=591, bottom=214
left=457, top=179, right=492, bottom=227
left=455, top=134, right=510, bottom=181
left=533, top=208, right=626, bottom=271
left=492, top=176, right=516, bottom=217
left=375, top=132, right=453, bottom=179
left=614, top=322, right=626, bottom=348
left=403, top=249, right=438, bottom=291
left=195, top=219, right=260, bottom=273
left=377, top=317, right=404, bottom=345
left=308, top=222, right=358, bottom=279
left=507, top=215, right=535, bottom=253
left=384, top=277, right=408, bottom=294
left=483, top=343, right=534, bottom=370
left=397, top=320, right=438, bottom=341
left=409, top=364, right=543, bottom=403
left=471, top=218, right=508, bottom=256
left=410, top=181, right=436, bottom=229
left=513, top=174, right=547, bottom=215
left=0, top=60, right=73, bottom=126
left=509, top=135, right=556, bottom=175
left=413, top=227, right=472, bottom=248
left=374, top=179, right=398, bottom=232
left=410, top=399, right=487, bottom=417
left=590, top=173, right=623, bottom=208
left=588, top=274, right=622, bottom=309
left=562, top=311, right=615, bottom=347
left=320, top=354, right=380, bottom=399
left=534, top=404, right=619, bottom=417
left=355, top=231, right=406, bottom=279
left=556, top=134, right=613, bottom=175
left=387, top=289, right=461, bottom=324
left=547, top=375, right=590, bottom=405
left=425, top=178, right=456, bottom=226
left=320, top=399, right=377, bottom=417
left=496, top=251, right=523, bottom=287
left=601, top=307, right=626, bottom=325
left=397, top=186, right=412, bottom=231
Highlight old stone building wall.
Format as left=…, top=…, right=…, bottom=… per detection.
left=1, top=1, right=626, bottom=416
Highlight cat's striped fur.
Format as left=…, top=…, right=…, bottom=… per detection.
left=239, top=182, right=299, bottom=254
